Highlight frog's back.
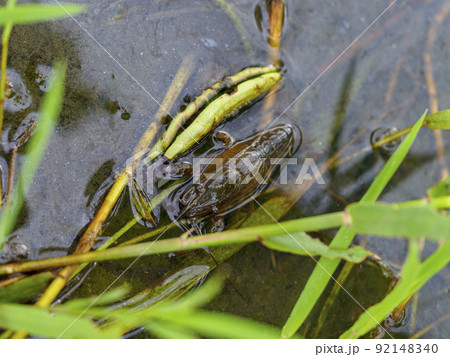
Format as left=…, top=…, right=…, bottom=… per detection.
left=179, top=124, right=300, bottom=219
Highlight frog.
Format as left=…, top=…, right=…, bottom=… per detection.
left=139, top=124, right=301, bottom=234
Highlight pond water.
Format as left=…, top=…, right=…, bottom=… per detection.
left=1, top=0, right=450, bottom=337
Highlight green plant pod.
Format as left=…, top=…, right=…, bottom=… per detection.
left=164, top=71, right=281, bottom=160
left=424, top=109, right=450, bottom=129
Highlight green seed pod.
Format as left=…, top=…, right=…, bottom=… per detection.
left=164, top=71, right=281, bottom=160
left=424, top=109, right=450, bottom=130
left=148, top=66, right=279, bottom=160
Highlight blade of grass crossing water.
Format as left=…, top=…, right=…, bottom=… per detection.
left=0, top=303, right=117, bottom=338
left=0, top=0, right=18, bottom=165
left=346, top=202, right=450, bottom=240
left=0, top=62, right=66, bottom=249
left=340, top=241, right=420, bottom=338
left=413, top=239, right=450, bottom=293
left=0, top=3, right=85, bottom=25
left=165, top=311, right=283, bottom=339
left=281, top=110, right=427, bottom=338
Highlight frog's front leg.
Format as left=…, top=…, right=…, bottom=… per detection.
left=153, top=161, right=193, bottom=182
left=212, top=131, right=234, bottom=148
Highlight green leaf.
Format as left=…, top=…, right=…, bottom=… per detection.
left=167, top=311, right=285, bottom=339
left=340, top=241, right=420, bottom=338
left=0, top=3, right=85, bottom=26
left=0, top=303, right=118, bottom=338
left=262, top=232, right=373, bottom=263
left=146, top=321, right=198, bottom=339
left=346, top=202, right=449, bottom=240
left=413, top=239, right=450, bottom=294
left=0, top=272, right=53, bottom=303
left=1, top=0, right=17, bottom=43
left=282, top=110, right=427, bottom=338
left=0, top=61, right=66, bottom=249
left=62, top=286, right=129, bottom=310
left=427, top=175, right=450, bottom=198
left=424, top=109, right=450, bottom=130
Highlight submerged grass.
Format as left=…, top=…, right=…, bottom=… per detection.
left=0, top=3, right=85, bottom=25
left=0, top=275, right=287, bottom=339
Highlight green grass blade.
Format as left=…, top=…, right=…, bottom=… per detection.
left=281, top=110, right=427, bottom=338
left=362, top=110, right=427, bottom=201
left=146, top=322, right=199, bottom=339
left=0, top=272, right=53, bottom=303
left=0, top=3, right=85, bottom=25
left=262, top=232, right=373, bottom=263
left=0, top=61, right=66, bottom=249
left=0, top=1, right=18, bottom=140
left=0, top=303, right=118, bottom=338
left=169, top=311, right=285, bottom=339
left=62, top=286, right=129, bottom=310
left=346, top=202, right=450, bottom=240
left=1, top=0, right=17, bottom=42
left=413, top=239, right=450, bottom=293
left=340, top=241, right=420, bottom=339
left=427, top=175, right=450, bottom=198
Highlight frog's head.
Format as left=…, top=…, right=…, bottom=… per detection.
left=252, top=124, right=301, bottom=159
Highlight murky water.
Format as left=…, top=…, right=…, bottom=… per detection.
left=1, top=0, right=449, bottom=337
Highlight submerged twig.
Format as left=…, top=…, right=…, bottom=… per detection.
left=410, top=311, right=450, bottom=339
left=258, top=0, right=284, bottom=129
left=134, top=52, right=196, bottom=157
left=311, top=261, right=354, bottom=338
left=213, top=0, right=253, bottom=61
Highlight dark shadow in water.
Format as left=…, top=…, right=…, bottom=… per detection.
left=84, top=159, right=116, bottom=208
left=332, top=151, right=442, bottom=208
left=328, top=57, right=358, bottom=160
left=7, top=23, right=116, bottom=130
